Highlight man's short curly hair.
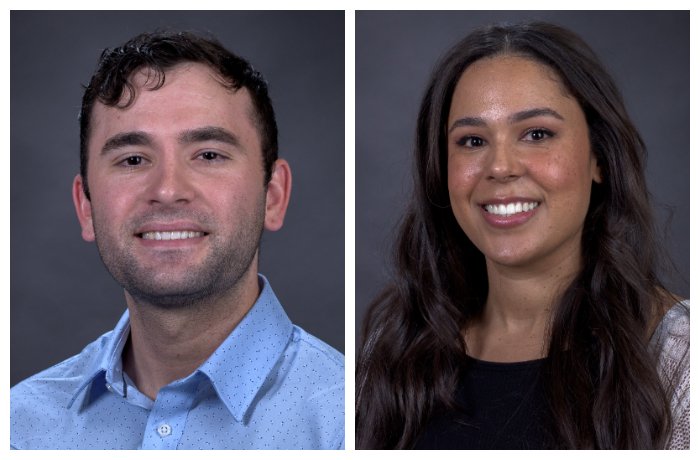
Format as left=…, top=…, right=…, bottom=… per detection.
left=79, top=30, right=278, bottom=199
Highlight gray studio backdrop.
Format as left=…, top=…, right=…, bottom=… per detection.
left=356, top=11, right=690, bottom=340
left=11, top=11, right=344, bottom=386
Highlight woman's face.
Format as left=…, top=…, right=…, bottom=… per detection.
left=446, top=55, right=601, bottom=273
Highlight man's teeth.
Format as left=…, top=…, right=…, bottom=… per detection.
left=484, top=202, right=539, bottom=216
left=141, top=231, right=204, bottom=241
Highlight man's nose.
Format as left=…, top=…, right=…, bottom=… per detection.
left=146, top=156, right=196, bottom=205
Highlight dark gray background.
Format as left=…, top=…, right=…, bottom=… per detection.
left=11, top=11, right=345, bottom=385
left=356, top=11, right=690, bottom=339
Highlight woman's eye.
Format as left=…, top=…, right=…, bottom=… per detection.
left=457, top=136, right=485, bottom=148
left=524, top=128, right=553, bottom=142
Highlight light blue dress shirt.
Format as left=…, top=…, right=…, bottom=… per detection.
left=10, top=276, right=344, bottom=449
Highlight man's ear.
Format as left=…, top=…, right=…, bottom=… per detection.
left=72, top=174, right=96, bottom=242
left=264, top=159, right=292, bottom=232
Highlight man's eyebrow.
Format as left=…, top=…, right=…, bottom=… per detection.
left=101, top=131, right=153, bottom=155
left=448, top=107, right=565, bottom=133
left=178, top=126, right=241, bottom=148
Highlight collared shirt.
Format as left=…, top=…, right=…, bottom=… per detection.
left=10, top=276, right=344, bottom=449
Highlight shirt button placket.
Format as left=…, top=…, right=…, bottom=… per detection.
left=157, top=423, right=172, bottom=438
left=142, top=382, right=199, bottom=449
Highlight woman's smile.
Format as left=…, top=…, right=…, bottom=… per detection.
left=447, top=55, right=601, bottom=270
left=479, top=199, right=541, bottom=229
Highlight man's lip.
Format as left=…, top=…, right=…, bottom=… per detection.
left=139, top=230, right=207, bottom=241
left=134, top=222, right=208, bottom=235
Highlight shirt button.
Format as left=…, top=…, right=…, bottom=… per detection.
left=157, top=423, right=172, bottom=437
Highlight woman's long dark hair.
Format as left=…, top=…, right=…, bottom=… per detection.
left=356, top=22, right=676, bottom=449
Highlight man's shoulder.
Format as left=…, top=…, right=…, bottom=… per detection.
left=288, top=325, right=344, bottom=381
left=10, top=329, right=116, bottom=449
left=13, top=329, right=112, bottom=386
left=271, top=326, right=344, bottom=448
left=291, top=326, right=344, bottom=364
left=276, top=324, right=344, bottom=397
left=11, top=330, right=113, bottom=424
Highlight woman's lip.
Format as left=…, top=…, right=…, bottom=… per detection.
left=478, top=197, right=541, bottom=206
left=480, top=201, right=540, bottom=228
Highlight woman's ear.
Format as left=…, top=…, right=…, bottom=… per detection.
left=591, top=155, right=602, bottom=184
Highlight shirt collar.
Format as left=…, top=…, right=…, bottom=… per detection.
left=198, top=275, right=293, bottom=421
left=67, top=309, right=131, bottom=410
left=68, top=275, right=294, bottom=422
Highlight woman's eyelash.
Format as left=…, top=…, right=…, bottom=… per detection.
left=455, top=128, right=555, bottom=148
left=456, top=136, right=485, bottom=148
left=523, top=128, right=555, bottom=141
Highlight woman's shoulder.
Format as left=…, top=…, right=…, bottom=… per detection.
left=650, top=300, right=689, bottom=374
left=651, top=299, right=689, bottom=354
left=650, top=300, right=690, bottom=450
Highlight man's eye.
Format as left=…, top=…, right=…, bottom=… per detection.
left=457, top=136, right=485, bottom=148
left=200, top=151, right=221, bottom=161
left=122, top=156, right=142, bottom=166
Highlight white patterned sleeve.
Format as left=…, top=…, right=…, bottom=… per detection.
left=654, top=301, right=690, bottom=449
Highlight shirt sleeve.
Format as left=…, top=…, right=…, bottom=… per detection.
left=655, top=301, right=690, bottom=449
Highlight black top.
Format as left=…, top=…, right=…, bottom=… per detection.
left=413, top=355, right=557, bottom=449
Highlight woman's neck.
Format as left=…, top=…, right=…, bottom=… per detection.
left=465, top=254, right=580, bottom=363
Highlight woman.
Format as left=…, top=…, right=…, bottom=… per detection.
left=356, top=21, right=689, bottom=449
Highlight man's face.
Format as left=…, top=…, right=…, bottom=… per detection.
left=73, top=63, right=289, bottom=307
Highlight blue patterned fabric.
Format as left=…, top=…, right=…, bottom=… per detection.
left=11, top=276, right=344, bottom=449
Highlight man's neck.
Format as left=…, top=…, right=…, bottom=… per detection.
left=121, top=267, right=261, bottom=400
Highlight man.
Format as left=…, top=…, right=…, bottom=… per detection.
left=10, top=31, right=344, bottom=450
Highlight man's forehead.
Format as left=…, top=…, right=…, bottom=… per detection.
left=110, top=62, right=248, bottom=107
left=90, top=63, right=255, bottom=123
left=87, top=64, right=261, bottom=153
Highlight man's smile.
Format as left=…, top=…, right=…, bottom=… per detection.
left=139, top=230, right=206, bottom=240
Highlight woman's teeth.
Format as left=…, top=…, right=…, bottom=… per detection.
left=484, top=202, right=539, bottom=217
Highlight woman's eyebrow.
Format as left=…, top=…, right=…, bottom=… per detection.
left=508, top=107, right=564, bottom=123
left=448, top=107, right=565, bottom=133
left=448, top=116, right=487, bottom=133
